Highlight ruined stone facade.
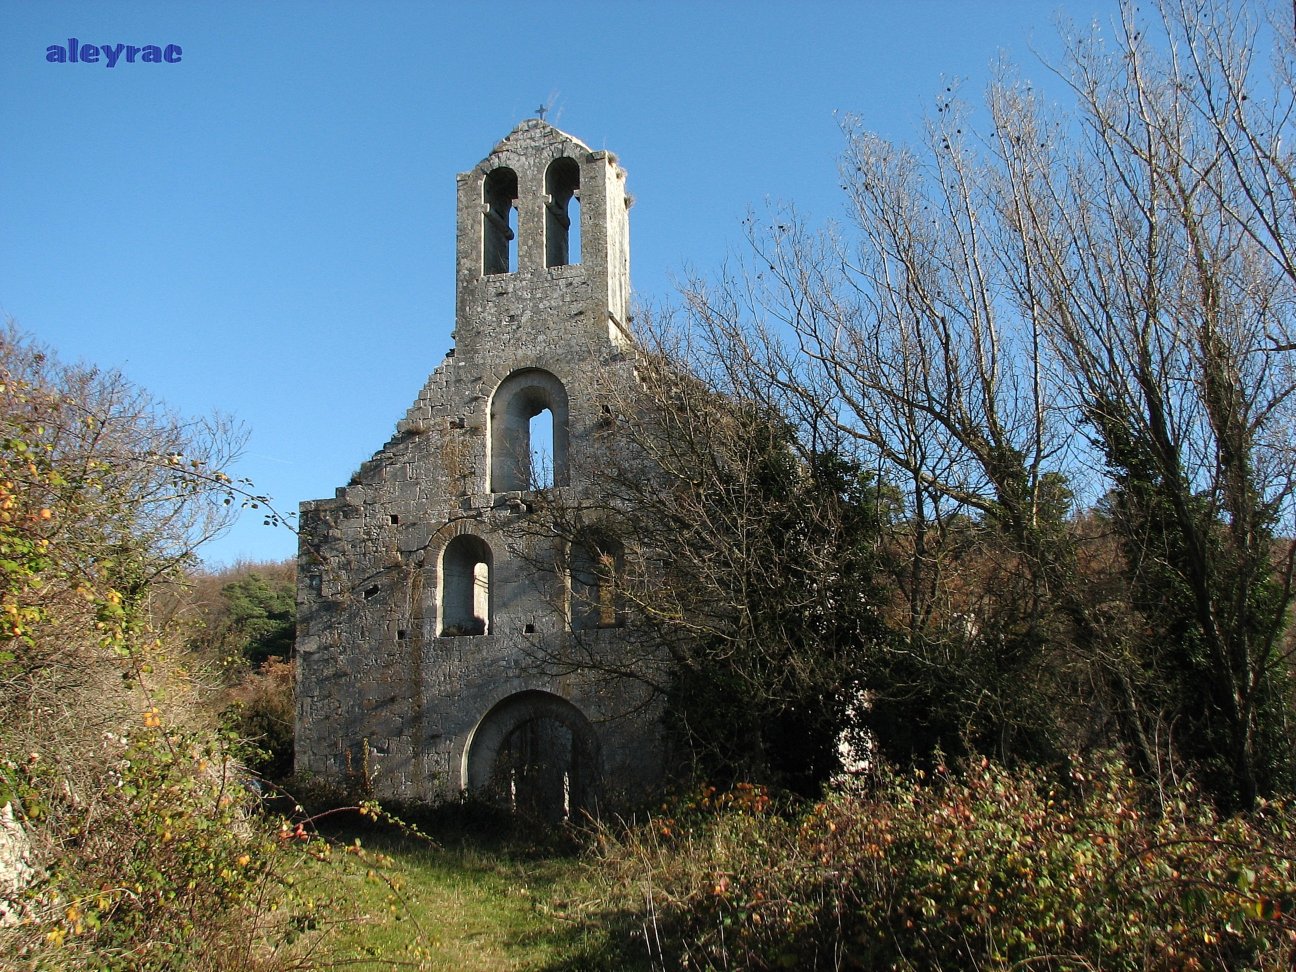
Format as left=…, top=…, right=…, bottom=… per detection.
left=294, top=121, right=662, bottom=816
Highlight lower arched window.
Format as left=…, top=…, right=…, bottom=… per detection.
left=570, top=537, right=624, bottom=631
left=441, top=534, right=491, bottom=636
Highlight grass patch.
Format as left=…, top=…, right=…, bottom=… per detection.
left=299, top=807, right=653, bottom=971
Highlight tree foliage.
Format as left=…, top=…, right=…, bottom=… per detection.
left=185, top=562, right=296, bottom=671
left=0, top=324, right=244, bottom=731
left=660, top=0, right=1296, bottom=808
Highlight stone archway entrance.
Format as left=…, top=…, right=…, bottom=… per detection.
left=464, top=691, right=600, bottom=822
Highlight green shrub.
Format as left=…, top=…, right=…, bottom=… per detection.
left=223, top=657, right=296, bottom=780
left=593, top=761, right=1296, bottom=970
left=2, top=724, right=316, bottom=971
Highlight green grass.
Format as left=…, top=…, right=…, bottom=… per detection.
left=295, top=816, right=653, bottom=972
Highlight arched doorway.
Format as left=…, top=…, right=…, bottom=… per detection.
left=464, top=691, right=600, bottom=822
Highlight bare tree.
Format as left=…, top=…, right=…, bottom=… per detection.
left=677, top=105, right=1099, bottom=767
left=0, top=324, right=247, bottom=752
left=661, top=0, right=1296, bottom=806
left=1008, top=0, right=1296, bottom=807
left=514, top=319, right=889, bottom=792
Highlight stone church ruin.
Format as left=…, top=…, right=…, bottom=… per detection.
left=294, top=121, right=662, bottom=818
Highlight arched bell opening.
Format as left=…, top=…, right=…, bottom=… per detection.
left=544, top=156, right=581, bottom=268
left=482, top=166, right=518, bottom=275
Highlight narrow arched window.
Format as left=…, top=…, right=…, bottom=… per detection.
left=544, top=157, right=580, bottom=268
left=490, top=369, right=569, bottom=492
left=483, top=167, right=518, bottom=275
left=441, top=534, right=491, bottom=636
left=570, top=537, right=624, bottom=631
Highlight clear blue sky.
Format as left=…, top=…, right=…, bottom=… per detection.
left=1, top=0, right=1125, bottom=568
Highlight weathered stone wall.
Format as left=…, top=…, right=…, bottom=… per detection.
left=295, top=121, right=661, bottom=810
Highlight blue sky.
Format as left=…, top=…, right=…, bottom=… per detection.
left=1, top=0, right=1126, bottom=568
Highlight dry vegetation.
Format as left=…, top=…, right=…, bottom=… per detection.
left=0, top=327, right=366, bottom=971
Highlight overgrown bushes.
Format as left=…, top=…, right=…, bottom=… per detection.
left=223, top=657, right=296, bottom=780
left=593, top=760, right=1296, bottom=970
left=2, top=726, right=310, bottom=970
left=0, top=327, right=324, bottom=969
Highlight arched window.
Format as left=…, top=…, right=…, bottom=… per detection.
left=490, top=369, right=569, bottom=492
left=570, top=537, right=624, bottom=631
left=544, top=157, right=580, bottom=268
left=482, top=167, right=518, bottom=275
left=441, top=534, right=491, bottom=636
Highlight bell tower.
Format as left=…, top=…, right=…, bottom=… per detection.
left=452, top=119, right=632, bottom=358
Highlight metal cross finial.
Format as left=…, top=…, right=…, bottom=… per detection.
left=536, top=103, right=548, bottom=121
